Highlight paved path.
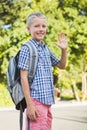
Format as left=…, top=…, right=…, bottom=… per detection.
left=0, top=101, right=87, bottom=130
left=52, top=101, right=87, bottom=130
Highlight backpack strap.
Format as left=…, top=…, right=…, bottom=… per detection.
left=20, top=104, right=23, bottom=130
left=24, top=41, right=38, bottom=85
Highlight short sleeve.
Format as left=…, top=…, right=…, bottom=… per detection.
left=18, top=45, right=30, bottom=71
left=49, top=49, right=60, bottom=66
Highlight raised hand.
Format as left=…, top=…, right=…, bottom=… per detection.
left=56, top=33, right=68, bottom=49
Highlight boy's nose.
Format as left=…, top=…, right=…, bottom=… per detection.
left=39, top=26, right=43, bottom=30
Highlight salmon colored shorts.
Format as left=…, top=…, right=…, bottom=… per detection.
left=26, top=98, right=52, bottom=130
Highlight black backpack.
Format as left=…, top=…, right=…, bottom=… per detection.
left=7, top=41, right=38, bottom=130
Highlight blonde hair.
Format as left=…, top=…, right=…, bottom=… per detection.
left=26, top=12, right=46, bottom=26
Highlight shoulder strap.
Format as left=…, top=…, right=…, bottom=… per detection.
left=24, top=41, right=38, bottom=85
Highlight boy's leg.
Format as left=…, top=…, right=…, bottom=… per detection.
left=47, top=107, right=53, bottom=130
left=26, top=99, right=52, bottom=130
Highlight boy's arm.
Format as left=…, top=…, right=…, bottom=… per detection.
left=56, top=33, right=68, bottom=69
left=20, top=70, right=38, bottom=120
left=57, top=48, right=67, bottom=69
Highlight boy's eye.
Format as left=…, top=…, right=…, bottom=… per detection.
left=34, top=25, right=39, bottom=27
left=43, top=25, right=46, bottom=28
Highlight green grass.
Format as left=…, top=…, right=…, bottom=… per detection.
left=0, top=84, right=14, bottom=107
left=61, top=95, right=74, bottom=101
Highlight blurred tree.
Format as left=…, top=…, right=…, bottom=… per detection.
left=0, top=0, right=30, bottom=82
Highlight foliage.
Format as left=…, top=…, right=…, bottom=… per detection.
left=0, top=83, right=14, bottom=107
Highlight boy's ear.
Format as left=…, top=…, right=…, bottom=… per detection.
left=27, top=26, right=30, bottom=32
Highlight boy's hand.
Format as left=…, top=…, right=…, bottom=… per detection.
left=27, top=103, right=39, bottom=121
left=56, top=33, right=68, bottom=50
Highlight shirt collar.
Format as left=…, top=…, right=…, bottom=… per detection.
left=30, top=38, right=46, bottom=48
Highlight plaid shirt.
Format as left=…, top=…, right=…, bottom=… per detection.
left=18, top=39, right=60, bottom=105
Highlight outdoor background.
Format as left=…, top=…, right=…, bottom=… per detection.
left=0, top=0, right=87, bottom=107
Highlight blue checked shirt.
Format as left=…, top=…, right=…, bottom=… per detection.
left=18, top=39, right=60, bottom=105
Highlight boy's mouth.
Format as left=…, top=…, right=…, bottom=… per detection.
left=37, top=32, right=45, bottom=36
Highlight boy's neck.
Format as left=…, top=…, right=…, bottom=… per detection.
left=33, top=38, right=43, bottom=44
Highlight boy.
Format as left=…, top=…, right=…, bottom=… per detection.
left=18, top=12, right=68, bottom=130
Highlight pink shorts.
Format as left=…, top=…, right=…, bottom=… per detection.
left=26, top=99, right=52, bottom=130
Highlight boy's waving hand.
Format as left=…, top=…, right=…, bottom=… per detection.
left=56, top=33, right=68, bottom=50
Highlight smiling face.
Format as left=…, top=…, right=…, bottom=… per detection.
left=27, top=17, right=47, bottom=43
